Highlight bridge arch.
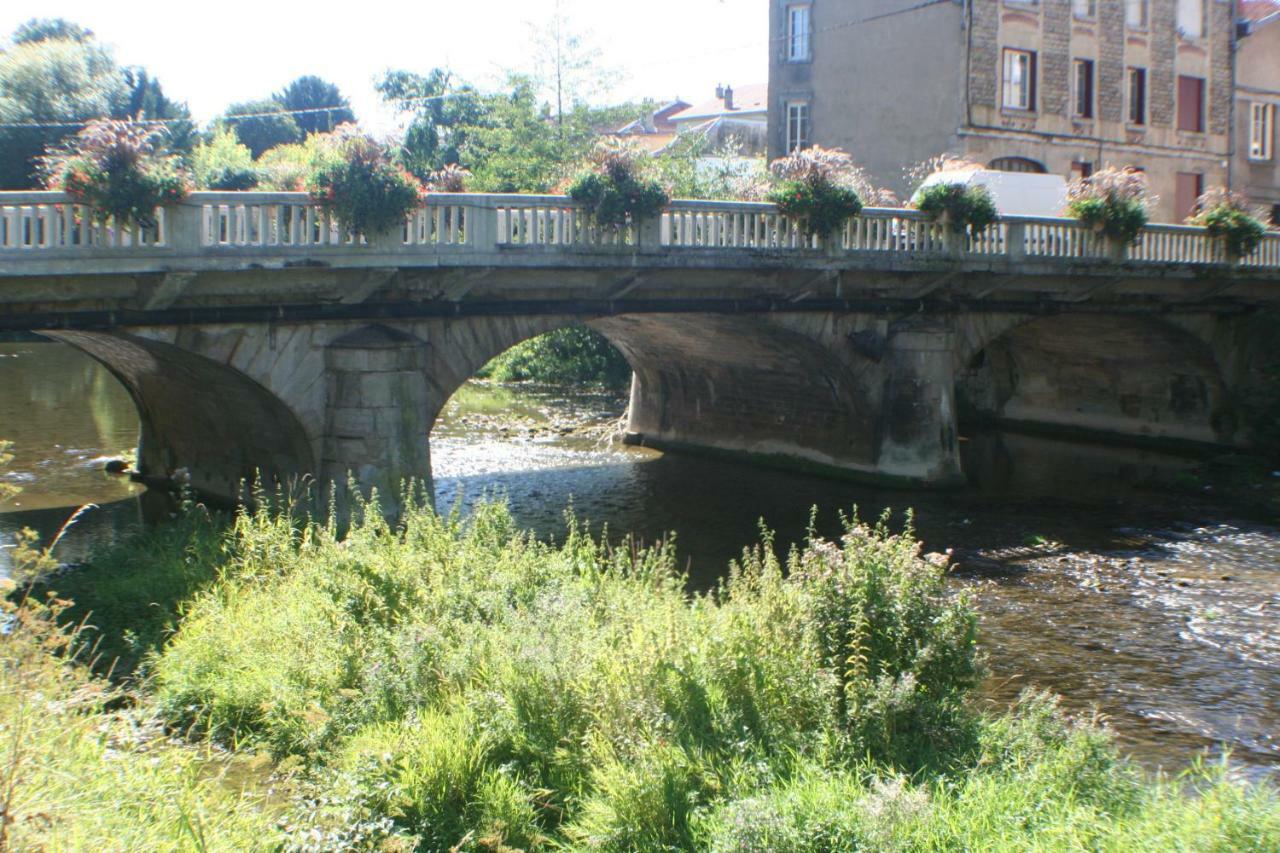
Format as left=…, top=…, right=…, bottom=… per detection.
left=415, top=313, right=898, bottom=485
left=40, top=330, right=317, bottom=502
left=954, top=314, right=1234, bottom=445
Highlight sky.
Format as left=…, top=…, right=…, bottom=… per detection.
left=0, top=0, right=768, bottom=133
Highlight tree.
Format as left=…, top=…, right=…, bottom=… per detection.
left=0, top=36, right=124, bottom=188
left=12, top=18, right=93, bottom=45
left=377, top=68, right=484, bottom=178
left=115, top=67, right=197, bottom=155
left=276, top=75, right=355, bottom=135
left=221, top=99, right=302, bottom=159
left=528, top=0, right=618, bottom=134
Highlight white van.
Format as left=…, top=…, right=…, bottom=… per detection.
left=913, top=169, right=1068, bottom=218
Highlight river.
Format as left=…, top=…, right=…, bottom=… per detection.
left=2, top=340, right=1278, bottom=781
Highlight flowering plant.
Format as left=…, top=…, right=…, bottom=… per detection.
left=568, top=140, right=669, bottom=229
left=1065, top=167, right=1151, bottom=246
left=914, top=182, right=998, bottom=236
left=1188, top=188, right=1268, bottom=260
left=308, top=130, right=424, bottom=237
left=766, top=146, right=865, bottom=239
left=42, top=119, right=190, bottom=229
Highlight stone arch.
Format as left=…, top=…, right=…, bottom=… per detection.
left=40, top=330, right=317, bottom=503
left=988, top=156, right=1047, bottom=173
left=415, top=312, right=896, bottom=483
left=953, top=314, right=1233, bottom=445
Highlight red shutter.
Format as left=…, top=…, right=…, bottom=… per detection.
left=1177, top=76, right=1204, bottom=132
left=1175, top=172, right=1203, bottom=221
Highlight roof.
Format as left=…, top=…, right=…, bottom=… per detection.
left=668, top=84, right=768, bottom=124
left=1240, top=0, right=1280, bottom=26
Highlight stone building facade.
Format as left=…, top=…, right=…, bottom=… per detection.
left=1235, top=1, right=1280, bottom=222
left=768, top=0, right=1270, bottom=223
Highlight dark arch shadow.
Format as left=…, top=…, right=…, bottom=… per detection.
left=424, top=313, right=881, bottom=480
left=40, top=330, right=317, bottom=503
left=955, top=314, right=1233, bottom=446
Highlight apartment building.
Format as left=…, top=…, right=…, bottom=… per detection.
left=1237, top=0, right=1280, bottom=222
left=769, top=1, right=1270, bottom=222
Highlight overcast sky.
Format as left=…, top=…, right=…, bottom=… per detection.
left=1, top=0, right=767, bottom=132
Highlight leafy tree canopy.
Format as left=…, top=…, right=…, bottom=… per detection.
left=12, top=17, right=94, bottom=45
left=221, top=99, right=302, bottom=158
left=0, top=35, right=124, bottom=188
left=115, top=67, right=196, bottom=154
left=377, top=68, right=484, bottom=178
left=276, top=75, right=355, bottom=136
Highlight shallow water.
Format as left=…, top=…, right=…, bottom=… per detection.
left=2, top=341, right=1278, bottom=780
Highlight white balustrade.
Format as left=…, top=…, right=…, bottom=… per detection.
left=0, top=190, right=1276, bottom=273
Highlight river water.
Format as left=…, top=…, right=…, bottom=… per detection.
left=2, top=340, right=1278, bottom=780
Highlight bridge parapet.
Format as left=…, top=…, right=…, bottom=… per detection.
left=2, top=191, right=1278, bottom=272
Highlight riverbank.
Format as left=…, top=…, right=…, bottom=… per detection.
left=3, top=498, right=1279, bottom=849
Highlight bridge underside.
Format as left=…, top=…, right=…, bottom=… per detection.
left=34, top=304, right=1262, bottom=512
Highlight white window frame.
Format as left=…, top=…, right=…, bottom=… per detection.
left=1072, top=0, right=1097, bottom=19
left=1126, top=0, right=1149, bottom=29
left=1073, top=58, right=1094, bottom=118
left=1002, top=48, right=1035, bottom=111
left=786, top=101, right=810, bottom=153
left=787, top=4, right=812, bottom=62
left=1176, top=0, right=1203, bottom=38
left=1251, top=102, right=1276, bottom=161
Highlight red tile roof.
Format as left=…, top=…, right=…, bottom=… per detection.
left=669, top=84, right=768, bottom=124
left=1240, top=0, right=1280, bottom=22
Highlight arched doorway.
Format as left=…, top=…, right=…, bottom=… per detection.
left=988, top=156, right=1048, bottom=174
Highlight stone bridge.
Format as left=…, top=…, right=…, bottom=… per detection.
left=2, top=191, right=1278, bottom=507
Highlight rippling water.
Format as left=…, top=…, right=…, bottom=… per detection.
left=2, top=341, right=1278, bottom=779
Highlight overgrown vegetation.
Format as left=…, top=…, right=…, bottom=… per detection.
left=41, top=118, right=189, bottom=228
left=3, top=489, right=1276, bottom=850
left=1065, top=166, right=1152, bottom=247
left=308, top=128, right=424, bottom=238
left=567, top=139, right=669, bottom=229
left=1190, top=188, right=1269, bottom=260
left=914, top=182, right=998, bottom=237
left=479, top=326, right=632, bottom=390
left=767, top=146, right=865, bottom=239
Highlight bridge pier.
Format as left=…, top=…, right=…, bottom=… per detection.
left=876, top=328, right=963, bottom=485
left=322, top=326, right=432, bottom=514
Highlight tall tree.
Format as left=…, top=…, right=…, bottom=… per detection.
left=276, top=75, right=355, bottom=135
left=221, top=99, right=302, bottom=158
left=11, top=18, right=94, bottom=45
left=115, top=67, right=197, bottom=155
left=528, top=0, right=618, bottom=134
left=377, top=68, right=484, bottom=178
left=0, top=35, right=124, bottom=188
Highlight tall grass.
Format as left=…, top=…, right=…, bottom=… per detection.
left=10, top=492, right=1280, bottom=849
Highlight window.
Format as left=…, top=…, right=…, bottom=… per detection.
left=1175, top=172, right=1204, bottom=222
left=787, top=4, right=811, bottom=62
left=1177, top=75, right=1205, bottom=133
left=1126, top=0, right=1149, bottom=28
left=1251, top=102, right=1276, bottom=160
left=1128, top=67, right=1147, bottom=125
left=1002, top=49, right=1037, bottom=111
left=1071, top=161, right=1094, bottom=180
left=786, top=101, right=810, bottom=153
left=1176, top=0, right=1203, bottom=38
left=1272, top=204, right=1280, bottom=226
left=1073, top=59, right=1095, bottom=118
left=989, top=157, right=1047, bottom=173
left=1072, top=0, right=1097, bottom=18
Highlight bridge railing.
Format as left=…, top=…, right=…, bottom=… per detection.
left=2, top=191, right=1278, bottom=270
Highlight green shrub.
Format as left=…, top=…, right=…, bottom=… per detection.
left=308, top=129, right=423, bottom=237
left=480, top=325, right=632, bottom=389
left=191, top=127, right=258, bottom=190
left=568, top=139, right=669, bottom=229
left=31, top=491, right=1271, bottom=849
left=41, top=118, right=190, bottom=228
left=767, top=145, right=864, bottom=239
left=1065, top=166, right=1151, bottom=246
left=914, top=182, right=998, bottom=236
left=1190, top=189, right=1269, bottom=259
